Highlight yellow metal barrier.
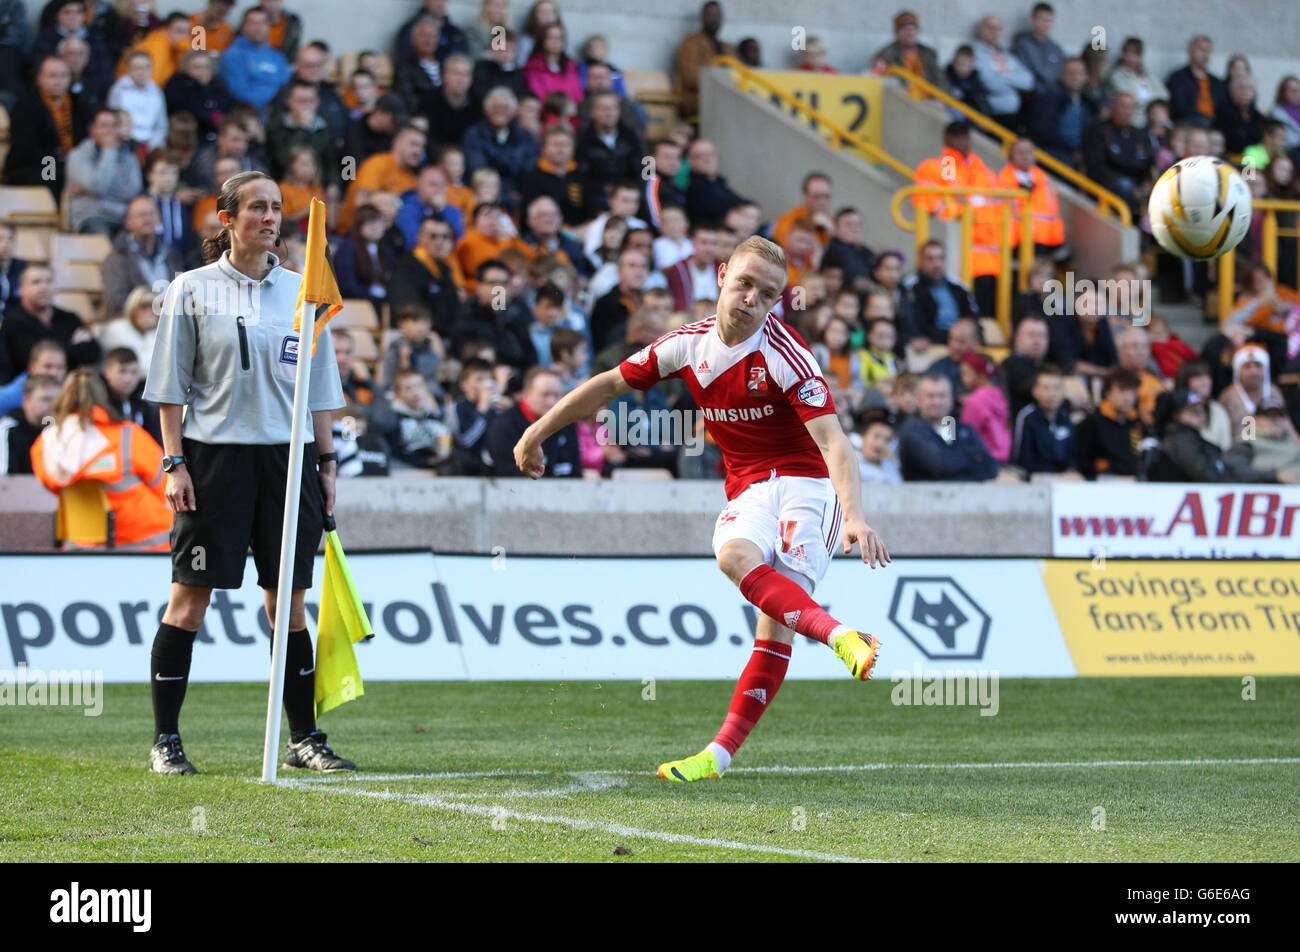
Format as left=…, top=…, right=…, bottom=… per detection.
left=881, top=66, right=1133, bottom=228
left=1217, top=197, right=1300, bottom=324
left=715, top=56, right=915, bottom=179
left=891, top=184, right=1035, bottom=340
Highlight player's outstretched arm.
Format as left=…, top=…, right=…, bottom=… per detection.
left=513, top=367, right=634, bottom=478
left=804, top=414, right=891, bottom=568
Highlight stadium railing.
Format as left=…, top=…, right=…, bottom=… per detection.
left=713, top=55, right=915, bottom=179
left=880, top=65, right=1133, bottom=229
left=1217, top=197, right=1300, bottom=326
left=890, top=183, right=1035, bottom=338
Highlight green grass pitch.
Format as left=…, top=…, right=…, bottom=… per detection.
left=2, top=677, right=1298, bottom=862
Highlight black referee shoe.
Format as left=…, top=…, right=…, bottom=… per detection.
left=149, top=733, right=199, bottom=775
left=283, top=731, right=356, bottom=772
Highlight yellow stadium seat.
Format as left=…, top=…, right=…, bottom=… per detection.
left=347, top=330, right=380, bottom=362
left=51, top=233, right=113, bottom=269
left=334, top=298, right=380, bottom=331
left=14, top=226, right=53, bottom=262
left=0, top=186, right=59, bottom=226
left=55, top=292, right=97, bottom=325
left=56, top=480, right=115, bottom=549
left=52, top=263, right=104, bottom=294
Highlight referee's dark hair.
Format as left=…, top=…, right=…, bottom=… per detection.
left=203, top=170, right=278, bottom=263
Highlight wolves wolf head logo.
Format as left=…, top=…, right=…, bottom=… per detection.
left=911, top=592, right=967, bottom=649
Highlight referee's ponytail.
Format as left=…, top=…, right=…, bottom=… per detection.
left=202, top=170, right=278, bottom=264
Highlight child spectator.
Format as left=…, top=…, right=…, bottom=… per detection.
left=798, top=36, right=836, bottom=74
left=1075, top=368, right=1149, bottom=479
left=439, top=145, right=475, bottom=220
left=959, top=351, right=1010, bottom=463
left=445, top=358, right=506, bottom=476
left=889, top=371, right=919, bottom=421
left=380, top=368, right=452, bottom=470
left=862, top=318, right=899, bottom=389
left=0, top=375, right=60, bottom=476
left=1175, top=359, right=1232, bottom=451
left=277, top=145, right=325, bottom=231
left=101, top=347, right=162, bottom=446
left=528, top=282, right=582, bottom=373
left=1146, top=312, right=1197, bottom=379
left=332, top=329, right=374, bottom=407
left=946, top=45, right=992, bottom=117
left=549, top=327, right=589, bottom=392
left=812, top=316, right=865, bottom=414
left=344, top=68, right=380, bottom=117
left=382, top=304, right=444, bottom=393
left=1013, top=365, right=1080, bottom=476
left=855, top=409, right=901, bottom=483
left=108, top=50, right=169, bottom=150
left=332, top=404, right=391, bottom=477
left=652, top=205, right=693, bottom=270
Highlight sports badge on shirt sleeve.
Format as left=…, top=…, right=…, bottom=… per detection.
left=795, top=377, right=829, bottom=408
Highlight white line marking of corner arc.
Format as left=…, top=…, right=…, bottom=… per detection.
left=280, top=780, right=880, bottom=863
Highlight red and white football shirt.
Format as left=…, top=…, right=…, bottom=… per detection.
left=619, top=313, right=836, bottom=499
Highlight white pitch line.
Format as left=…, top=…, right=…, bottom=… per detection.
left=274, top=756, right=1300, bottom=786
left=280, top=779, right=879, bottom=863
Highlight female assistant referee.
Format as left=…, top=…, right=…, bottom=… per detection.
left=143, top=170, right=353, bottom=775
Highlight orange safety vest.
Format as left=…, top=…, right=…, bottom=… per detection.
left=31, top=408, right=172, bottom=550
left=913, top=147, right=1004, bottom=277
left=996, top=164, right=1065, bottom=247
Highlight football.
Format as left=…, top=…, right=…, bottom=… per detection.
left=1148, top=156, right=1253, bottom=260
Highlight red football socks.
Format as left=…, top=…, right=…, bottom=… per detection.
left=712, top=639, right=793, bottom=757
left=738, top=563, right=841, bottom=645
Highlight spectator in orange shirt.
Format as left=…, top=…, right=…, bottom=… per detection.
left=125, top=11, right=190, bottom=87
left=338, top=123, right=426, bottom=233
left=454, top=201, right=526, bottom=293
left=673, top=0, right=734, bottom=119
left=771, top=172, right=834, bottom=249
left=1225, top=259, right=1300, bottom=335
left=191, top=0, right=236, bottom=54
left=438, top=144, right=476, bottom=220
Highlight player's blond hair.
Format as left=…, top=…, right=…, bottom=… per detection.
left=728, top=235, right=787, bottom=273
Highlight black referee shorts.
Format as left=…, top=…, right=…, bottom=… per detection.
left=171, top=439, right=324, bottom=591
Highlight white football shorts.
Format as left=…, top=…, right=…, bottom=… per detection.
left=711, top=475, right=842, bottom=589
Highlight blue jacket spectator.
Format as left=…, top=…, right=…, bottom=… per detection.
left=395, top=188, right=465, bottom=247
left=897, top=374, right=998, bottom=481
left=220, top=10, right=292, bottom=111
left=1012, top=367, right=1078, bottom=474
left=462, top=107, right=540, bottom=204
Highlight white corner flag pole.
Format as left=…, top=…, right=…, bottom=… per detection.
left=261, top=299, right=317, bottom=783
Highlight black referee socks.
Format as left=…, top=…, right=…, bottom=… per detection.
left=281, top=628, right=317, bottom=744
left=151, top=623, right=198, bottom=737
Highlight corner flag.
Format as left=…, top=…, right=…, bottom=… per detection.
left=314, top=515, right=374, bottom=717
left=293, top=197, right=343, bottom=355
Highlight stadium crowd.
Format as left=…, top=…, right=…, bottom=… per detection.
left=2, top=0, right=1300, bottom=541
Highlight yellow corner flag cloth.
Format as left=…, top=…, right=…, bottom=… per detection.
left=293, top=197, right=343, bottom=356
left=314, top=526, right=373, bottom=717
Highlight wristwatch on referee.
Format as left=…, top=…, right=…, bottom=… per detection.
left=161, top=455, right=187, bottom=472
left=316, top=452, right=339, bottom=469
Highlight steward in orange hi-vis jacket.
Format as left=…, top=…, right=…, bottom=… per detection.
left=32, top=405, right=171, bottom=550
